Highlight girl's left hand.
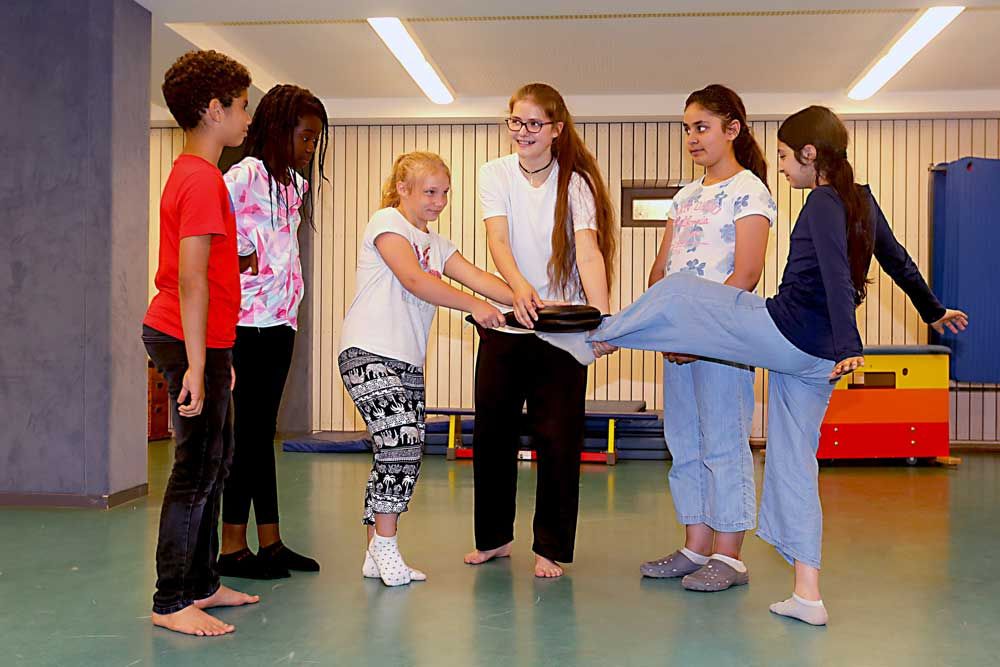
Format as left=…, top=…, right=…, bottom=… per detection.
left=830, top=355, right=864, bottom=380
left=931, top=308, right=969, bottom=335
left=665, top=353, right=697, bottom=365
left=231, top=366, right=236, bottom=391
left=591, top=341, right=618, bottom=358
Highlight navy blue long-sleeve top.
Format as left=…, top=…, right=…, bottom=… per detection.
left=766, top=185, right=946, bottom=362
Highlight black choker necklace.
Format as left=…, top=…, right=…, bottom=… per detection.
left=519, top=155, right=554, bottom=175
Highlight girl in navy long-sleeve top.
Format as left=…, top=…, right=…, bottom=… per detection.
left=766, top=183, right=948, bottom=364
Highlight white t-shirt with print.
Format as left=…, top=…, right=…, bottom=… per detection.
left=340, top=207, right=458, bottom=367
left=478, top=154, right=599, bottom=304
left=666, top=169, right=777, bottom=283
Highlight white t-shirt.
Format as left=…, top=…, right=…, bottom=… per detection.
left=478, top=154, right=599, bottom=304
left=340, top=207, right=458, bottom=367
left=666, top=169, right=777, bottom=283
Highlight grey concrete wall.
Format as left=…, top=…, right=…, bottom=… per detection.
left=0, top=0, right=151, bottom=503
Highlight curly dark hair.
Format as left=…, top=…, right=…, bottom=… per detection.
left=242, top=84, right=329, bottom=228
left=162, top=50, right=252, bottom=130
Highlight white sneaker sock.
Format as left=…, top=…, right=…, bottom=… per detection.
left=536, top=332, right=596, bottom=365
left=680, top=547, right=710, bottom=566
left=769, top=593, right=828, bottom=626
left=710, top=553, right=747, bottom=573
left=367, top=534, right=411, bottom=586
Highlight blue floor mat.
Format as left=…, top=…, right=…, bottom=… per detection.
left=283, top=431, right=371, bottom=453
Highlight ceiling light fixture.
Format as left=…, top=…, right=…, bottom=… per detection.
left=848, top=6, right=964, bottom=100
left=367, top=17, right=455, bottom=104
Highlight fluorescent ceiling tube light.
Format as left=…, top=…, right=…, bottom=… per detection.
left=848, top=6, right=964, bottom=100
left=367, top=17, right=455, bottom=105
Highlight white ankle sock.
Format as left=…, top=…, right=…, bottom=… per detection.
left=793, top=593, right=824, bottom=607
left=680, top=547, right=710, bottom=565
left=362, top=549, right=426, bottom=581
left=769, top=593, right=828, bottom=626
left=710, top=553, right=747, bottom=573
left=367, top=534, right=411, bottom=586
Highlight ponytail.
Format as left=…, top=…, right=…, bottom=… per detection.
left=685, top=84, right=768, bottom=188
left=826, top=158, right=873, bottom=305
left=380, top=151, right=450, bottom=209
left=733, top=126, right=768, bottom=186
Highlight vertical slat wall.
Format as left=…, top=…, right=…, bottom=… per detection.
left=148, top=118, right=1000, bottom=442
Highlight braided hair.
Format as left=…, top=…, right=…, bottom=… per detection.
left=242, top=84, right=329, bottom=228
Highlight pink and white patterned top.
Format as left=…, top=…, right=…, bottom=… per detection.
left=224, top=157, right=308, bottom=330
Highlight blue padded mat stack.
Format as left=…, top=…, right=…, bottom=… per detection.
left=291, top=402, right=670, bottom=460
left=423, top=402, right=668, bottom=460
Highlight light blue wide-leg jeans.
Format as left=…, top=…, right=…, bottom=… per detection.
left=590, top=273, right=835, bottom=568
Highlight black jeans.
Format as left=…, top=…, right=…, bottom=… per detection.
left=472, top=328, right=588, bottom=563
left=143, top=326, right=235, bottom=614
left=222, top=324, right=295, bottom=526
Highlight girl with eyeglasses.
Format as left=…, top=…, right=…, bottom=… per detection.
left=463, top=82, right=617, bottom=578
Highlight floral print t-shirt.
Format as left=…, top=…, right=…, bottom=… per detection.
left=224, top=157, right=308, bottom=330
left=666, top=169, right=777, bottom=283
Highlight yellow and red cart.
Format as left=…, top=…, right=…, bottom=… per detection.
left=818, top=345, right=956, bottom=463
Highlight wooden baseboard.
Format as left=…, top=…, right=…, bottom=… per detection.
left=0, top=483, right=149, bottom=509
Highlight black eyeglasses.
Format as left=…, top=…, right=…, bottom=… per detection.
left=504, top=117, right=554, bottom=133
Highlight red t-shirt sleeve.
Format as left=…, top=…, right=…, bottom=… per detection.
left=177, top=171, right=229, bottom=239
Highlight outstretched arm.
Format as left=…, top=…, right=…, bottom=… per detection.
left=443, top=252, right=514, bottom=306
left=375, top=232, right=505, bottom=328
left=870, top=196, right=968, bottom=335
left=485, top=216, right=544, bottom=327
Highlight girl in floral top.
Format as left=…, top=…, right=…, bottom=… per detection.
left=641, top=85, right=776, bottom=592
left=218, top=84, right=328, bottom=579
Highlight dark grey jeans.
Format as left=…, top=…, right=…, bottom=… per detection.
left=143, top=325, right=235, bottom=614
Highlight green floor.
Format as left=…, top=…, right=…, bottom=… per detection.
left=2, top=445, right=999, bottom=666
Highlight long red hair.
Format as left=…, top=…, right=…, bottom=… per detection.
left=510, top=83, right=616, bottom=299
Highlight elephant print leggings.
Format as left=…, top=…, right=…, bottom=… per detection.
left=339, top=347, right=425, bottom=525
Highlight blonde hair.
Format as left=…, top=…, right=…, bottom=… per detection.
left=380, top=151, right=451, bottom=208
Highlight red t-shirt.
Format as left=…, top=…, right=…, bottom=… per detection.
left=144, top=154, right=240, bottom=348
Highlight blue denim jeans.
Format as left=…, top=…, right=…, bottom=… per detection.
left=590, top=273, right=835, bottom=568
left=663, top=359, right=756, bottom=532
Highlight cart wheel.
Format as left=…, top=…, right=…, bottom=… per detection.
left=905, top=456, right=919, bottom=466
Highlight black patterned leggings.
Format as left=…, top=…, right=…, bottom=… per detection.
left=338, top=347, right=425, bottom=525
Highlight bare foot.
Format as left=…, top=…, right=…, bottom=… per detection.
left=534, top=555, right=564, bottom=578
left=194, top=584, right=260, bottom=609
left=152, top=605, right=234, bottom=637
left=464, top=541, right=513, bottom=565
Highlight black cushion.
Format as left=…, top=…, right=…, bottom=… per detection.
left=467, top=305, right=605, bottom=333
left=507, top=305, right=604, bottom=332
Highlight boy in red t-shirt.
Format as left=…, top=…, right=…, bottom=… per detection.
left=143, top=50, right=255, bottom=637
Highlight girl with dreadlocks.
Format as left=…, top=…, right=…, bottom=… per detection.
left=217, top=84, right=329, bottom=579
